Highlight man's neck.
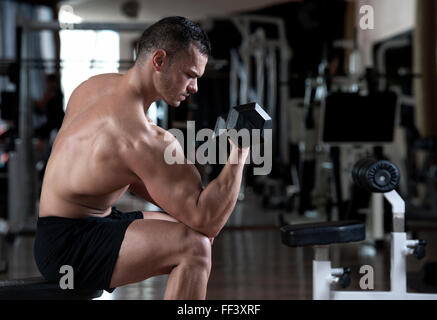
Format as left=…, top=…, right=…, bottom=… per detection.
left=123, top=64, right=159, bottom=115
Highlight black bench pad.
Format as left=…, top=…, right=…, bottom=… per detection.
left=0, top=277, right=103, bottom=300
left=281, top=220, right=366, bottom=247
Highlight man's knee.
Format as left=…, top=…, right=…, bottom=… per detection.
left=179, top=225, right=212, bottom=269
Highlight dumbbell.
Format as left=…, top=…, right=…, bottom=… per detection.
left=352, top=158, right=400, bottom=193
left=212, top=102, right=272, bottom=149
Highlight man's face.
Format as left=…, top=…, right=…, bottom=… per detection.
left=156, top=44, right=208, bottom=107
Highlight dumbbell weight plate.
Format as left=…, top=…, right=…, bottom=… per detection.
left=226, top=102, right=272, bottom=148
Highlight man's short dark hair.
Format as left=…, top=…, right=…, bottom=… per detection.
left=136, top=16, right=211, bottom=63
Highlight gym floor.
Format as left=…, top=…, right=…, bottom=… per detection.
left=1, top=190, right=437, bottom=300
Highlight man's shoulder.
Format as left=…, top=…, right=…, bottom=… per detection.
left=87, top=73, right=123, bottom=85
left=69, top=73, right=122, bottom=101
left=125, top=123, right=168, bottom=150
left=119, top=122, right=179, bottom=165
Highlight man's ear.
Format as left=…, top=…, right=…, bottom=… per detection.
left=151, top=49, right=167, bottom=71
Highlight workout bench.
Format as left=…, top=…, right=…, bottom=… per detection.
left=281, top=158, right=437, bottom=300
left=0, top=277, right=103, bottom=300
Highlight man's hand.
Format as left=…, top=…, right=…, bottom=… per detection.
left=228, top=137, right=250, bottom=164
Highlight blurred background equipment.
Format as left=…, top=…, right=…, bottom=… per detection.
left=281, top=158, right=437, bottom=300
left=0, top=0, right=436, bottom=300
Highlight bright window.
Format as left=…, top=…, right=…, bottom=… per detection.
left=59, top=30, right=120, bottom=111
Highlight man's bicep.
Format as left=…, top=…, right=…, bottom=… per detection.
left=146, top=161, right=203, bottom=217
left=128, top=181, right=159, bottom=206
left=126, top=139, right=204, bottom=223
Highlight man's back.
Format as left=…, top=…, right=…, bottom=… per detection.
left=39, top=73, right=147, bottom=219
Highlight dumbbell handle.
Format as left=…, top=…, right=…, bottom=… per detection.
left=212, top=115, right=250, bottom=150
left=212, top=103, right=272, bottom=149
left=212, top=115, right=227, bottom=140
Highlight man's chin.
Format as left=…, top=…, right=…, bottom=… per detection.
left=160, top=96, right=179, bottom=107
left=166, top=100, right=181, bottom=107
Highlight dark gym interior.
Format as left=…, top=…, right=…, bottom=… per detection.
left=0, top=0, right=437, bottom=301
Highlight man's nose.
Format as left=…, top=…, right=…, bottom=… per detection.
left=188, top=79, right=198, bottom=94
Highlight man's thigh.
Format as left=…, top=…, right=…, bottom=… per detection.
left=141, top=211, right=214, bottom=245
left=141, top=210, right=181, bottom=223
left=109, top=216, right=199, bottom=288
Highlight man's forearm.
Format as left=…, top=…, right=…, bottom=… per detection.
left=195, top=146, right=249, bottom=237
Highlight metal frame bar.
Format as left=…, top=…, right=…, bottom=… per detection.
left=16, top=19, right=151, bottom=32
left=8, top=25, right=37, bottom=234
left=312, top=190, right=437, bottom=300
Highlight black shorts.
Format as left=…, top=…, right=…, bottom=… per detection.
left=34, top=207, right=143, bottom=293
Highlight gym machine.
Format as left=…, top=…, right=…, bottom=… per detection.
left=225, top=15, right=293, bottom=204
left=281, top=158, right=437, bottom=300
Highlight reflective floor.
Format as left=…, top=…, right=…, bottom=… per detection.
left=1, top=190, right=437, bottom=300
